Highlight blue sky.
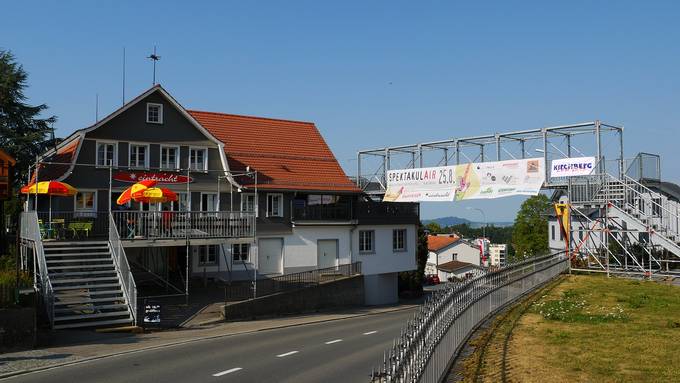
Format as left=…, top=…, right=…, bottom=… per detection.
left=3, top=1, right=679, bottom=221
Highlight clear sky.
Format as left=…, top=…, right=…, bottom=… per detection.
left=3, top=1, right=679, bottom=221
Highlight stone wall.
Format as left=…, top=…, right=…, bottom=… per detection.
left=0, top=307, right=36, bottom=351
left=222, top=275, right=364, bottom=320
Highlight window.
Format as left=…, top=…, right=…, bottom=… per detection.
left=129, top=144, right=149, bottom=168
left=198, top=245, right=217, bottom=265
left=393, top=229, right=406, bottom=251
left=96, top=141, right=117, bottom=167
left=189, top=147, right=208, bottom=171
left=359, top=230, right=374, bottom=253
left=146, top=103, right=163, bottom=124
left=241, top=193, right=256, bottom=213
left=551, top=225, right=555, bottom=240
left=160, top=145, right=179, bottom=170
left=201, top=193, right=218, bottom=212
left=232, top=243, right=250, bottom=262
left=266, top=194, right=283, bottom=217
left=75, top=191, right=96, bottom=212
left=178, top=193, right=189, bottom=212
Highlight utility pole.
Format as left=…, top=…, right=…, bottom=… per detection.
left=147, top=46, right=161, bottom=85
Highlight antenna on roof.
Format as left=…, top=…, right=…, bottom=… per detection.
left=95, top=93, right=99, bottom=122
left=147, top=45, right=161, bottom=85
left=122, top=47, right=126, bottom=106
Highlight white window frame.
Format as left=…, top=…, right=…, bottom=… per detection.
left=160, top=145, right=180, bottom=170
left=74, top=189, right=97, bottom=215
left=198, top=245, right=218, bottom=265
left=146, top=103, right=163, bottom=124
left=358, top=230, right=375, bottom=254
left=266, top=193, right=283, bottom=217
left=128, top=142, right=150, bottom=169
left=241, top=193, right=256, bottom=213
left=393, top=228, right=407, bottom=252
left=232, top=243, right=250, bottom=262
left=189, top=147, right=208, bottom=172
left=95, top=140, right=118, bottom=168
left=200, top=192, right=218, bottom=212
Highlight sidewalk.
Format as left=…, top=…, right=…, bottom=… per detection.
left=0, top=304, right=417, bottom=379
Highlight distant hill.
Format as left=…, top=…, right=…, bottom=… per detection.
left=422, top=216, right=514, bottom=228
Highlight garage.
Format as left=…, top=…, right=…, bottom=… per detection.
left=258, top=238, right=283, bottom=275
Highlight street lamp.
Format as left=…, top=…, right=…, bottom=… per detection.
left=466, top=206, right=487, bottom=240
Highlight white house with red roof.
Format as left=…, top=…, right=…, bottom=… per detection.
left=24, top=85, right=419, bottom=326
left=425, top=234, right=481, bottom=280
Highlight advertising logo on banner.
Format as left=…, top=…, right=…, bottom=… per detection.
left=550, top=157, right=596, bottom=178
left=383, top=158, right=545, bottom=202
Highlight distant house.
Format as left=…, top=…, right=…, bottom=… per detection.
left=425, top=234, right=481, bottom=279
left=436, top=260, right=483, bottom=281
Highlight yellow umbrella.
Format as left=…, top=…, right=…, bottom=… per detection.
left=21, top=181, right=78, bottom=226
left=116, top=179, right=157, bottom=205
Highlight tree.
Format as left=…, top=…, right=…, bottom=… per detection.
left=424, top=221, right=442, bottom=234
left=511, top=194, right=551, bottom=261
left=0, top=49, right=57, bottom=185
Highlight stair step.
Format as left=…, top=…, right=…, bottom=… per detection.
left=53, top=317, right=132, bottom=330
left=44, top=246, right=109, bottom=252
left=46, top=258, right=113, bottom=264
left=51, top=276, right=120, bottom=284
left=54, top=311, right=131, bottom=322
left=54, top=303, right=130, bottom=314
left=50, top=270, right=118, bottom=277
left=53, top=283, right=121, bottom=292
left=44, top=241, right=108, bottom=247
left=48, top=264, right=115, bottom=270
left=54, top=296, right=126, bottom=306
left=46, top=251, right=110, bottom=257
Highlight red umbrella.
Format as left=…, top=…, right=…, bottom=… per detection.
left=116, top=179, right=157, bottom=205
left=132, top=187, right=178, bottom=204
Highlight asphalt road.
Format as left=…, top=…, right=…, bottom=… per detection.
left=4, top=308, right=416, bottom=383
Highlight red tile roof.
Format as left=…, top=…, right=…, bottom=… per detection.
left=188, top=110, right=361, bottom=193
left=30, top=137, right=81, bottom=183
left=437, top=260, right=479, bottom=273
left=427, top=234, right=460, bottom=252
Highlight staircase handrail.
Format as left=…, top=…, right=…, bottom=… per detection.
left=20, top=211, right=54, bottom=327
left=108, top=213, right=138, bottom=325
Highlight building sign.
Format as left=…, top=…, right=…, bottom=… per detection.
left=113, top=171, right=193, bottom=184
left=550, top=157, right=596, bottom=177
left=383, top=158, right=545, bottom=202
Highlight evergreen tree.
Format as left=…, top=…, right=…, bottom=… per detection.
left=0, top=49, right=57, bottom=185
left=511, top=194, right=551, bottom=260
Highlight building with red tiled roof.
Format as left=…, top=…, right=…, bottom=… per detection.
left=425, top=234, right=481, bottom=278
left=427, top=234, right=460, bottom=252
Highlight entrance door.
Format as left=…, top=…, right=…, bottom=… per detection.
left=317, top=239, right=338, bottom=269
left=258, top=238, right=283, bottom=275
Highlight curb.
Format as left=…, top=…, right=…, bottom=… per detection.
left=0, top=305, right=415, bottom=380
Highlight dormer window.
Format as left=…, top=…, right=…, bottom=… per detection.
left=146, top=103, right=163, bottom=124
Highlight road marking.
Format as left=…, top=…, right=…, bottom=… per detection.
left=363, top=331, right=378, bottom=335
left=212, top=367, right=242, bottom=377
left=277, top=351, right=299, bottom=357
left=325, top=339, right=343, bottom=344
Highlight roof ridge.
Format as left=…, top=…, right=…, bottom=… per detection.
left=228, top=151, right=337, bottom=162
left=187, top=109, right=315, bottom=125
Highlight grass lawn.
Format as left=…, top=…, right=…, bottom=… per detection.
left=509, top=274, right=680, bottom=382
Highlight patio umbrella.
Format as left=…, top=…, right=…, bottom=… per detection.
left=132, top=187, right=178, bottom=204
left=116, top=179, right=157, bottom=205
left=21, top=180, right=78, bottom=226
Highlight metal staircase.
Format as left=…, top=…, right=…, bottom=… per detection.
left=45, top=241, right=133, bottom=329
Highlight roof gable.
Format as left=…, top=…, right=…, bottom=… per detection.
left=427, top=235, right=460, bottom=252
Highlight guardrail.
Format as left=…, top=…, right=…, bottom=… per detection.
left=20, top=211, right=54, bottom=327
left=370, top=253, right=568, bottom=383
left=111, top=211, right=255, bottom=240
left=108, top=213, right=138, bottom=325
left=226, top=262, right=362, bottom=301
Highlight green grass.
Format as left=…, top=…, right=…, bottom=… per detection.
left=511, top=274, right=680, bottom=382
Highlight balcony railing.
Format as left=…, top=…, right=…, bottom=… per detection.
left=292, top=202, right=353, bottom=221
left=355, top=201, right=420, bottom=224
left=111, top=211, right=255, bottom=240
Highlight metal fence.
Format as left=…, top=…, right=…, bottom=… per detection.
left=226, top=262, right=362, bottom=301
left=371, top=253, right=568, bottom=383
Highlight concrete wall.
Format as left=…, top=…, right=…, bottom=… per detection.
left=282, top=226, right=351, bottom=273
left=352, top=224, right=417, bottom=275
left=363, top=272, right=398, bottom=305
left=222, top=275, right=364, bottom=320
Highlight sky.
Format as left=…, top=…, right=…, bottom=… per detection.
left=2, top=1, right=680, bottom=221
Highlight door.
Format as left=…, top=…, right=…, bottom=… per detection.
left=317, top=239, right=338, bottom=269
left=258, top=238, right=283, bottom=275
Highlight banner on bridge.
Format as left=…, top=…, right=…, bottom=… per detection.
left=383, top=158, right=545, bottom=202
left=549, top=156, right=596, bottom=177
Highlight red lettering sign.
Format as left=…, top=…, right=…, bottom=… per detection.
left=113, top=171, right=193, bottom=184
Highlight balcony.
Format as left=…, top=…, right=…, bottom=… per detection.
left=292, top=202, right=353, bottom=222
left=354, top=201, right=420, bottom=225
left=111, top=211, right=255, bottom=241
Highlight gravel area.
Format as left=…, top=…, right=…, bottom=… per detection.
left=0, top=349, right=80, bottom=375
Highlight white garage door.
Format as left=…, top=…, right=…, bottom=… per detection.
left=317, top=239, right=338, bottom=269
left=258, top=238, right=283, bottom=275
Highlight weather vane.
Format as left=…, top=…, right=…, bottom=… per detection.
left=147, top=46, right=161, bottom=85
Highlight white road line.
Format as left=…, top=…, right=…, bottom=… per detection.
left=363, top=331, right=378, bottom=335
left=325, top=339, right=343, bottom=344
left=212, top=367, right=242, bottom=377
left=277, top=350, right=299, bottom=357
